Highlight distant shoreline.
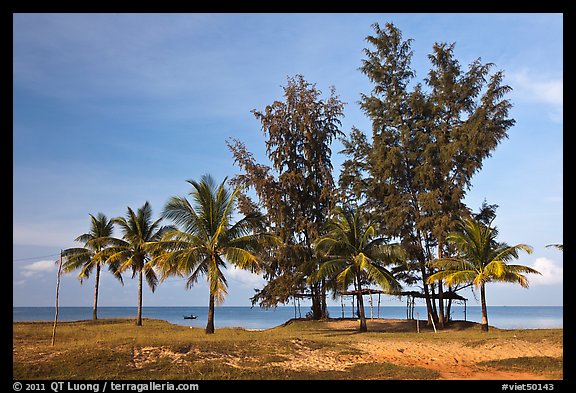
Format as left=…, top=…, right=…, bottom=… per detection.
left=13, top=305, right=563, bottom=330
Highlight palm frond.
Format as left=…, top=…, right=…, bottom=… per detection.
left=497, top=271, right=530, bottom=288
left=223, top=246, right=260, bottom=273
left=185, top=259, right=210, bottom=289
left=208, top=256, right=228, bottom=304
left=492, top=243, right=533, bottom=263
left=483, top=260, right=508, bottom=278
left=428, top=257, right=476, bottom=272
left=367, top=242, right=406, bottom=265
left=427, top=269, right=478, bottom=287
left=546, top=243, right=563, bottom=252
left=310, top=258, right=348, bottom=284
left=363, top=263, right=402, bottom=292
left=143, top=263, right=158, bottom=292
left=336, top=265, right=356, bottom=289
left=505, top=264, right=541, bottom=275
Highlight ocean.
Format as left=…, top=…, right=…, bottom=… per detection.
left=12, top=305, right=562, bottom=330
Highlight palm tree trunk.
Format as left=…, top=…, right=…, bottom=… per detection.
left=356, top=273, right=367, bottom=332
left=136, top=270, right=143, bottom=326
left=480, top=283, right=489, bottom=332
left=206, top=292, right=215, bottom=334
left=321, top=278, right=328, bottom=319
left=92, top=264, right=101, bottom=321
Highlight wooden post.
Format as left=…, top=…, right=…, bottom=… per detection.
left=429, top=312, right=437, bottom=333
left=51, top=250, right=63, bottom=346
left=416, top=312, right=420, bottom=333
left=369, top=290, right=373, bottom=319
left=293, top=297, right=297, bottom=318
left=340, top=296, right=344, bottom=318
left=377, top=293, right=381, bottom=319
left=464, top=301, right=467, bottom=321
left=351, top=299, right=354, bottom=319
left=297, top=297, right=301, bottom=318
left=404, top=296, right=408, bottom=319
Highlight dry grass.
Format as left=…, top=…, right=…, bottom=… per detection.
left=13, top=318, right=562, bottom=380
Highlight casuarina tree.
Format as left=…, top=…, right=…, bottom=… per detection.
left=228, top=74, right=345, bottom=319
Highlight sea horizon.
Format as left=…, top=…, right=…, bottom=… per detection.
left=13, top=305, right=563, bottom=330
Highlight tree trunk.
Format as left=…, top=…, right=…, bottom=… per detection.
left=446, top=296, right=453, bottom=322
left=320, top=278, right=328, bottom=319
left=310, top=283, right=322, bottom=320
left=92, top=264, right=101, bottom=321
left=356, top=273, right=367, bottom=332
left=480, top=283, right=489, bottom=332
left=51, top=251, right=63, bottom=346
left=421, top=266, right=438, bottom=326
left=437, top=287, right=445, bottom=328
left=136, top=270, right=143, bottom=326
left=419, top=258, right=437, bottom=326
left=206, top=292, right=215, bottom=334
left=437, top=240, right=445, bottom=327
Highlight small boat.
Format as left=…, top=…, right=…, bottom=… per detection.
left=183, top=315, right=198, bottom=320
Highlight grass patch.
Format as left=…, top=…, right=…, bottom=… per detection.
left=477, top=356, right=563, bottom=378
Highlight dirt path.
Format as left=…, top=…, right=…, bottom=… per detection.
left=354, top=338, right=562, bottom=380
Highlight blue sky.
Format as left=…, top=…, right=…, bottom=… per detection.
left=13, top=13, right=563, bottom=309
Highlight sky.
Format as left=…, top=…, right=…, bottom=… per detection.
left=13, top=13, right=563, bottom=309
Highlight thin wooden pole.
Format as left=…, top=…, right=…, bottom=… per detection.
left=51, top=250, right=63, bottom=346
left=369, top=291, right=373, bottom=319
left=406, top=296, right=409, bottom=319
left=429, top=312, right=437, bottom=333
left=351, top=298, right=354, bottom=319
left=377, top=293, right=381, bottom=319
left=340, top=296, right=344, bottom=318
left=297, top=298, right=301, bottom=318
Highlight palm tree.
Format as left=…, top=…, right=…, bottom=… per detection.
left=151, top=175, right=273, bottom=334
left=311, top=207, right=404, bottom=332
left=104, top=202, right=170, bottom=326
left=427, top=217, right=540, bottom=332
left=62, top=213, right=123, bottom=320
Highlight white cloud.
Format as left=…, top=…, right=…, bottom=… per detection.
left=508, top=70, right=563, bottom=123
left=529, top=257, right=563, bottom=286
left=226, top=266, right=266, bottom=289
left=20, top=260, right=58, bottom=278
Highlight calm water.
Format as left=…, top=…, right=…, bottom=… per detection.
left=12, top=305, right=562, bottom=330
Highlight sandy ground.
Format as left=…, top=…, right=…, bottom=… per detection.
left=307, top=319, right=563, bottom=380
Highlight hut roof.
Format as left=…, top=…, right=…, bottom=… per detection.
left=337, top=288, right=467, bottom=301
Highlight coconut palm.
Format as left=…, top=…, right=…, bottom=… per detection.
left=62, top=213, right=123, bottom=320
left=103, top=202, right=170, bottom=326
left=427, top=217, right=540, bottom=332
left=311, top=206, right=404, bottom=332
left=151, top=175, right=274, bottom=334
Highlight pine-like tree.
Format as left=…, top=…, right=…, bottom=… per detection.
left=228, top=75, right=345, bottom=319
left=340, top=22, right=515, bottom=326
